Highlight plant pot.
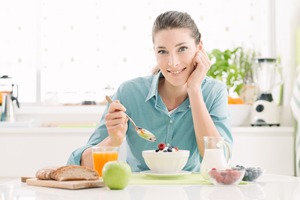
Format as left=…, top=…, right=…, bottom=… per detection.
left=228, top=104, right=252, bottom=126
left=239, top=85, right=257, bottom=105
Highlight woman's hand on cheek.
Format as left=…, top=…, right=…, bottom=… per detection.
left=187, top=48, right=211, bottom=90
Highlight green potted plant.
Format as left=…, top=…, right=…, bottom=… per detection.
left=234, top=48, right=254, bottom=84
left=207, top=47, right=257, bottom=96
left=235, top=48, right=258, bottom=104
left=207, top=47, right=258, bottom=126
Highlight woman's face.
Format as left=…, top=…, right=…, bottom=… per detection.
left=153, top=28, right=201, bottom=87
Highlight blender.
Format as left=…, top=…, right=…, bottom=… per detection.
left=251, top=58, right=283, bottom=126
left=0, top=75, right=13, bottom=105
left=0, top=75, right=20, bottom=122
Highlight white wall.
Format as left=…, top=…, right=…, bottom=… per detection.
left=275, top=0, right=300, bottom=126
left=0, top=0, right=272, bottom=104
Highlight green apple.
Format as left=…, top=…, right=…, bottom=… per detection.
left=102, top=161, right=132, bottom=190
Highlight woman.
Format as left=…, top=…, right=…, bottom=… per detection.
left=67, top=11, right=232, bottom=172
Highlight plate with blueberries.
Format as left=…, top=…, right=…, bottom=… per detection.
left=235, top=165, right=266, bottom=182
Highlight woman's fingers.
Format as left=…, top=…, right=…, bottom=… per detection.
left=108, top=100, right=126, bottom=113
left=106, top=123, right=126, bottom=134
left=197, top=52, right=209, bottom=67
left=200, top=48, right=211, bottom=64
left=108, top=104, right=126, bottom=113
left=105, top=110, right=127, bottom=133
left=195, top=50, right=210, bottom=68
left=194, top=52, right=205, bottom=67
left=104, top=99, right=128, bottom=146
left=105, top=99, right=127, bottom=126
left=193, top=50, right=201, bottom=67
left=105, top=110, right=127, bottom=120
left=105, top=117, right=127, bottom=127
left=195, top=55, right=205, bottom=69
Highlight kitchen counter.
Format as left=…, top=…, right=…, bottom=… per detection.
left=0, top=174, right=299, bottom=200
left=0, top=126, right=295, bottom=177
left=0, top=126, right=294, bottom=134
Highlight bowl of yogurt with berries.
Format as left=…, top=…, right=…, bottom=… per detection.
left=142, top=143, right=190, bottom=174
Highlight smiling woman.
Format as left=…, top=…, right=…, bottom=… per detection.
left=67, top=11, right=233, bottom=175
left=153, top=29, right=201, bottom=89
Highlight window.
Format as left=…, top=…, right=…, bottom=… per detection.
left=0, top=0, right=272, bottom=105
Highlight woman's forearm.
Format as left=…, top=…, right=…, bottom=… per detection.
left=188, top=87, right=220, bottom=158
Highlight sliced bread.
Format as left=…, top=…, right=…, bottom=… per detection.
left=50, top=165, right=73, bottom=179
left=54, top=165, right=99, bottom=181
left=35, top=166, right=62, bottom=180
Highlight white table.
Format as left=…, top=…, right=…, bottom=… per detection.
left=0, top=174, right=300, bottom=200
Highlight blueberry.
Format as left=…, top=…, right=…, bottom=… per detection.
left=163, top=150, right=167, bottom=152
left=236, top=165, right=240, bottom=167
left=244, top=171, right=248, bottom=177
left=257, top=169, right=262, bottom=176
left=155, top=149, right=159, bottom=152
left=240, top=166, right=245, bottom=169
left=248, top=171, right=253, bottom=178
left=167, top=149, right=172, bottom=152
left=252, top=171, right=258, bottom=179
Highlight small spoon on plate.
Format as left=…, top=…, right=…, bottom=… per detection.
left=105, top=96, right=156, bottom=142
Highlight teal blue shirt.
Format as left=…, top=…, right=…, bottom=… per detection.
left=67, top=72, right=233, bottom=172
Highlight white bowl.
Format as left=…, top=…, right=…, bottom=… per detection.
left=228, top=104, right=252, bottom=126
left=142, top=150, right=190, bottom=174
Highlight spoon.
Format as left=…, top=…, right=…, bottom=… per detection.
left=105, top=96, right=156, bottom=142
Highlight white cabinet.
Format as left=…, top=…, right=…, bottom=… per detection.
left=230, top=127, right=295, bottom=176
left=0, top=127, right=294, bottom=177
left=0, top=128, right=92, bottom=177
left=0, top=127, right=127, bottom=177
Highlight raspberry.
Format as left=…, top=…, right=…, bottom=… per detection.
left=225, top=170, right=231, bottom=177
left=209, top=170, right=218, bottom=179
left=223, top=176, right=234, bottom=185
left=215, top=175, right=224, bottom=183
left=158, top=143, right=165, bottom=150
left=174, top=147, right=178, bottom=151
left=211, top=168, right=217, bottom=170
left=230, top=170, right=240, bottom=179
left=220, top=171, right=227, bottom=176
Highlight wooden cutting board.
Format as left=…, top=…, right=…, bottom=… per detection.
left=26, top=178, right=105, bottom=190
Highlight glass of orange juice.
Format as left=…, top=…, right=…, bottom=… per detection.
left=92, top=146, right=119, bottom=177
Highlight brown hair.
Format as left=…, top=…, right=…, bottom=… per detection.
left=151, top=11, right=202, bottom=75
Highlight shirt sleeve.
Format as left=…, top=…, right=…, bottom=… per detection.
left=209, top=83, right=233, bottom=155
left=66, top=86, right=126, bottom=166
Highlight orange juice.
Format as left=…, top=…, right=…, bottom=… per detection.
left=0, top=91, right=9, bottom=104
left=92, top=152, right=119, bottom=177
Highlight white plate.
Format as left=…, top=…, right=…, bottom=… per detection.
left=140, top=170, right=191, bottom=178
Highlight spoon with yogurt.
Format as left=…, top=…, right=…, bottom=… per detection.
left=105, top=96, right=156, bottom=142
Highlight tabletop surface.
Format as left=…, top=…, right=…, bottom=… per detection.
left=1, top=174, right=300, bottom=200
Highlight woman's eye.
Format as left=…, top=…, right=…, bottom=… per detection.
left=179, top=47, right=187, bottom=52
left=158, top=50, right=167, bottom=54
